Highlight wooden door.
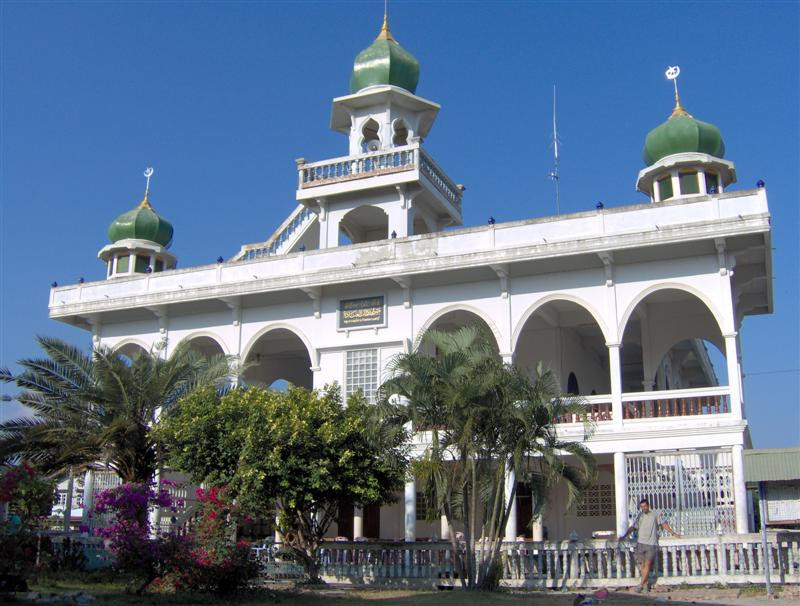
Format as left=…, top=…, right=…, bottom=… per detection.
left=337, top=503, right=354, bottom=539
left=363, top=503, right=380, bottom=539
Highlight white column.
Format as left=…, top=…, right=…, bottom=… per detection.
left=613, top=452, right=628, bottom=537
left=148, top=468, right=162, bottom=537
left=63, top=469, right=74, bottom=532
left=404, top=479, right=416, bottom=542
left=81, top=470, right=94, bottom=529
left=353, top=507, right=364, bottom=539
left=532, top=501, right=544, bottom=542
left=503, top=465, right=517, bottom=541
left=274, top=514, right=283, bottom=543
left=724, top=333, right=743, bottom=419
left=608, top=343, right=623, bottom=427
left=640, top=316, right=655, bottom=391
left=440, top=514, right=450, bottom=540
left=732, top=444, right=749, bottom=534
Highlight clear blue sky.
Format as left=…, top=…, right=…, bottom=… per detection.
left=1, top=1, right=798, bottom=447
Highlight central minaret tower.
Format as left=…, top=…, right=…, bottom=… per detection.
left=295, top=16, right=463, bottom=248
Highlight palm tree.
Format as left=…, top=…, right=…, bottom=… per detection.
left=0, top=336, right=233, bottom=483
left=379, top=325, right=596, bottom=590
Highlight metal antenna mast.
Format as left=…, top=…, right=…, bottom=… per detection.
left=548, top=85, right=561, bottom=215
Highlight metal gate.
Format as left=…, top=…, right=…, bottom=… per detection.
left=626, top=449, right=735, bottom=536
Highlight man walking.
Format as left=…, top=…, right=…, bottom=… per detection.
left=618, top=498, right=681, bottom=592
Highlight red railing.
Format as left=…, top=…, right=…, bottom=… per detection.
left=623, top=390, right=729, bottom=419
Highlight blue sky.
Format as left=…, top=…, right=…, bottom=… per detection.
left=1, top=1, right=798, bottom=447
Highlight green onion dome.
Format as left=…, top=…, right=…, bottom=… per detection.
left=643, top=103, right=725, bottom=166
left=107, top=194, right=174, bottom=247
left=350, top=16, right=420, bottom=94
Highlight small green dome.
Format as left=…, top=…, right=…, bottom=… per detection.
left=350, top=16, right=420, bottom=94
left=108, top=196, right=174, bottom=247
left=643, top=105, right=725, bottom=166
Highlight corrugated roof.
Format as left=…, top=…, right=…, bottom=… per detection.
left=744, top=448, right=800, bottom=483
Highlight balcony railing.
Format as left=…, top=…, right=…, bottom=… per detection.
left=297, top=143, right=462, bottom=213
left=622, top=387, right=730, bottom=420
left=555, top=395, right=613, bottom=423
left=554, top=387, right=731, bottom=425
left=298, top=144, right=417, bottom=188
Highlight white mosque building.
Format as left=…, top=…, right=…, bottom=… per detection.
left=49, top=17, right=772, bottom=543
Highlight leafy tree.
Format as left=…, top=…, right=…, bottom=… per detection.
left=379, top=325, right=596, bottom=590
left=157, top=384, right=408, bottom=583
left=0, top=337, right=233, bottom=483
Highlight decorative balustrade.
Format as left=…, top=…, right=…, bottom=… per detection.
left=418, top=148, right=462, bottom=212
left=555, top=396, right=612, bottom=424
left=299, top=145, right=418, bottom=188
left=239, top=206, right=315, bottom=260
left=623, top=387, right=730, bottom=420
left=297, top=144, right=463, bottom=213
left=552, top=388, right=731, bottom=425
left=250, top=533, right=800, bottom=588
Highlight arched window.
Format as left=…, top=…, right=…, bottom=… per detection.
left=567, top=372, right=579, bottom=395
left=392, top=119, right=408, bottom=146
left=361, top=118, right=380, bottom=153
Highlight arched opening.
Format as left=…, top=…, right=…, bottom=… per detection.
left=412, top=214, right=434, bottom=237
left=243, top=328, right=313, bottom=390
left=417, top=308, right=501, bottom=357
left=514, top=299, right=609, bottom=395
left=182, top=335, right=225, bottom=359
left=621, top=288, right=725, bottom=393
left=114, top=341, right=149, bottom=362
left=361, top=118, right=380, bottom=153
left=567, top=372, right=579, bottom=396
left=392, top=119, right=408, bottom=146
left=339, top=205, right=389, bottom=245
left=653, top=339, right=727, bottom=390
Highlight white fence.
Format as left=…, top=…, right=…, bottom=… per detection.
left=252, top=532, right=800, bottom=588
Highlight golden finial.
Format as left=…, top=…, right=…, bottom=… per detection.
left=665, top=66, right=690, bottom=117
left=376, top=2, right=394, bottom=41
left=139, top=167, right=154, bottom=209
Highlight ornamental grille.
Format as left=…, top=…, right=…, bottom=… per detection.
left=577, top=484, right=615, bottom=517
left=345, top=348, right=378, bottom=403
left=626, top=449, right=735, bottom=536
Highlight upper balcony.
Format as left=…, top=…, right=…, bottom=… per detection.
left=295, top=141, right=463, bottom=220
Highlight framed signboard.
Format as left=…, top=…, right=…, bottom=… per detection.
left=339, top=296, right=385, bottom=330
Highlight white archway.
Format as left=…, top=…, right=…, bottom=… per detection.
left=513, top=295, right=611, bottom=395
left=241, top=323, right=315, bottom=390
left=414, top=304, right=504, bottom=353
left=512, top=293, right=611, bottom=352
left=618, top=282, right=727, bottom=338
left=173, top=331, right=229, bottom=357
left=112, top=339, right=150, bottom=359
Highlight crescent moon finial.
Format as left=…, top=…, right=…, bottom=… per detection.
left=665, top=66, right=687, bottom=117
left=143, top=167, right=154, bottom=200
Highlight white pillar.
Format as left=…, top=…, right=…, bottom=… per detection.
left=613, top=452, right=628, bottom=537
left=724, top=333, right=743, bottom=419
left=503, top=466, right=517, bottom=541
left=148, top=468, right=162, bottom=538
left=640, top=316, right=655, bottom=391
left=63, top=469, right=74, bottom=532
left=440, top=514, right=450, bottom=540
left=353, top=507, right=364, bottom=539
left=532, top=501, right=544, bottom=541
left=404, top=479, right=416, bottom=542
left=732, top=444, right=749, bottom=534
left=274, top=513, right=282, bottom=543
left=80, top=470, right=94, bottom=529
left=608, top=343, right=623, bottom=427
